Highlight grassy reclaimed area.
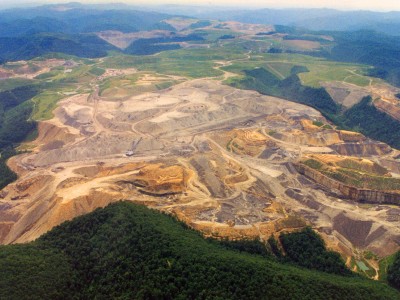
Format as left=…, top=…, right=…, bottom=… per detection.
left=0, top=78, right=34, bottom=92
left=0, top=201, right=398, bottom=299
left=227, top=66, right=340, bottom=117
left=101, top=53, right=223, bottom=78
left=302, top=158, right=324, bottom=170
left=31, top=92, right=65, bottom=121
left=99, top=73, right=179, bottom=99
left=223, top=52, right=374, bottom=88
left=101, top=46, right=246, bottom=78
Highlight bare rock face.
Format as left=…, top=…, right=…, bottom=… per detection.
left=295, top=163, right=400, bottom=205
left=1, top=78, right=399, bottom=274
left=348, top=189, right=400, bottom=204
left=330, top=142, right=392, bottom=156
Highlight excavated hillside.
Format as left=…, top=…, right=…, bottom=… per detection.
left=1, top=67, right=400, bottom=278
left=295, top=155, right=400, bottom=205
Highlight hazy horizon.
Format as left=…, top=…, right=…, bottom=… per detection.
left=0, top=0, right=400, bottom=12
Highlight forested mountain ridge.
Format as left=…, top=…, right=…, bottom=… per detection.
left=155, top=6, right=400, bottom=36
left=0, top=34, right=118, bottom=63
left=0, top=202, right=398, bottom=299
left=0, top=4, right=174, bottom=35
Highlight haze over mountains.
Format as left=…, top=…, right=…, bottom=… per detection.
left=2, top=2, right=400, bottom=87
left=111, top=3, right=400, bottom=35
left=2, top=2, right=400, bottom=35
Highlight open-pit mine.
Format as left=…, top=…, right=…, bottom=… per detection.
left=1, top=61, right=400, bottom=278
left=0, top=37, right=400, bottom=278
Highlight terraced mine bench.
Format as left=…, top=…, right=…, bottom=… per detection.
left=294, top=163, right=400, bottom=205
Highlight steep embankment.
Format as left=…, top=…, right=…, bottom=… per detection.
left=296, top=163, right=400, bottom=205
left=295, top=155, right=400, bottom=205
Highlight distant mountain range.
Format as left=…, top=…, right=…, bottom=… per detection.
left=0, top=3, right=399, bottom=86
left=137, top=5, right=400, bottom=36
left=0, top=3, right=177, bottom=61
left=0, top=3, right=174, bottom=36
left=2, top=3, right=400, bottom=36
left=230, top=9, right=400, bottom=35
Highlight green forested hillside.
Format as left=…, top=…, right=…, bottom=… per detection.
left=329, top=31, right=400, bottom=87
left=0, top=202, right=398, bottom=299
left=278, top=227, right=351, bottom=275
left=0, top=85, right=40, bottom=189
left=0, top=5, right=174, bottom=36
left=340, top=96, right=400, bottom=149
left=229, top=67, right=340, bottom=118
left=388, top=251, right=400, bottom=289
left=270, top=29, right=400, bottom=88
left=0, top=34, right=118, bottom=62
left=0, top=244, right=72, bottom=299
left=0, top=5, right=179, bottom=63
left=125, top=34, right=204, bottom=55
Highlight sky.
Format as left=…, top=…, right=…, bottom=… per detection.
left=1, top=0, right=400, bottom=12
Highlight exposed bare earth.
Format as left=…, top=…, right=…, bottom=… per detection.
left=322, top=81, right=369, bottom=108
left=283, top=40, right=321, bottom=50
left=322, top=78, right=400, bottom=116
left=96, top=30, right=176, bottom=49
left=0, top=59, right=67, bottom=80
left=163, top=18, right=200, bottom=31
left=1, top=65, right=400, bottom=276
left=216, top=21, right=275, bottom=35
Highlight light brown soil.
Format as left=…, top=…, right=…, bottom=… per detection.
left=96, top=30, right=174, bottom=49
left=216, top=21, right=274, bottom=35
left=322, top=81, right=369, bottom=108
left=283, top=40, right=321, bottom=50
left=0, top=62, right=399, bottom=275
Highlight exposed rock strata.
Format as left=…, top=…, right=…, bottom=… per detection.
left=295, top=163, right=400, bottom=205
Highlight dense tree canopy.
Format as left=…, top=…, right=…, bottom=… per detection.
left=279, top=227, right=351, bottom=276
left=388, top=251, right=400, bottom=289
left=0, top=202, right=398, bottom=299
